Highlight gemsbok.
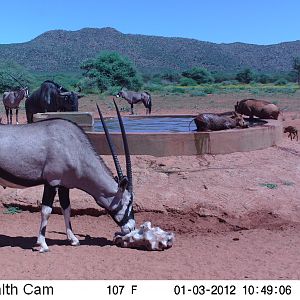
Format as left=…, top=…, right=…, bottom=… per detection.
left=2, top=87, right=29, bottom=124
left=116, top=89, right=152, bottom=115
left=0, top=100, right=135, bottom=252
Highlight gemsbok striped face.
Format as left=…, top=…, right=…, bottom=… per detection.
left=113, top=190, right=135, bottom=234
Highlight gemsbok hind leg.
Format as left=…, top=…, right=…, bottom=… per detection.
left=5, top=107, right=9, bottom=124
left=35, top=184, right=56, bottom=253
left=16, top=108, right=19, bottom=124
left=130, top=103, right=134, bottom=115
left=9, top=109, right=13, bottom=125
left=58, top=187, right=79, bottom=246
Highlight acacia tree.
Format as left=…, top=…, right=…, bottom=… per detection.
left=236, top=68, right=254, bottom=84
left=293, top=57, right=300, bottom=85
left=80, top=51, right=142, bottom=93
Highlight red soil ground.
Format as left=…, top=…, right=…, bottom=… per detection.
left=0, top=94, right=299, bottom=279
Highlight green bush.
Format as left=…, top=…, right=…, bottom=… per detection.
left=236, top=68, right=254, bottom=84
left=80, top=51, right=142, bottom=93
left=179, top=77, right=197, bottom=86
left=274, top=78, right=288, bottom=85
left=143, top=83, right=164, bottom=92
left=256, top=73, right=272, bottom=84
left=202, top=86, right=217, bottom=94
left=220, top=80, right=240, bottom=85
left=188, top=90, right=207, bottom=97
left=182, top=67, right=214, bottom=84
left=168, top=87, right=185, bottom=94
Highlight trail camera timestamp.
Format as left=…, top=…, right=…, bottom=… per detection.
left=173, top=284, right=293, bottom=296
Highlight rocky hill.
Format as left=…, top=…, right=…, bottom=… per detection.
left=0, top=27, right=299, bottom=74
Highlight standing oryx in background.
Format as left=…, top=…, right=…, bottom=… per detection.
left=2, top=87, right=29, bottom=124
left=116, top=89, right=152, bottom=115
left=0, top=100, right=135, bottom=253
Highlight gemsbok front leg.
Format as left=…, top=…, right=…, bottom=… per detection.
left=35, top=184, right=56, bottom=253
left=58, top=187, right=79, bottom=246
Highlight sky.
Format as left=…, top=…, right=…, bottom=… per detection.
left=0, top=0, right=300, bottom=45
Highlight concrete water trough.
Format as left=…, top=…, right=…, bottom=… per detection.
left=33, top=112, right=283, bottom=157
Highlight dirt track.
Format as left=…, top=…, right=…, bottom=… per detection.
left=0, top=95, right=300, bottom=279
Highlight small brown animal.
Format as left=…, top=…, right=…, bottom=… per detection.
left=235, top=99, right=280, bottom=120
left=284, top=126, right=298, bottom=141
left=193, top=112, right=247, bottom=131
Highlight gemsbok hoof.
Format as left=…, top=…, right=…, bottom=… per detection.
left=70, top=240, right=80, bottom=246
left=39, top=247, right=49, bottom=253
left=32, top=243, right=49, bottom=253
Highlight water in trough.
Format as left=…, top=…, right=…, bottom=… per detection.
left=92, top=116, right=267, bottom=133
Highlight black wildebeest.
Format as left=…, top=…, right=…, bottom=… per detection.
left=116, top=89, right=152, bottom=115
left=25, top=80, right=82, bottom=123
left=193, top=112, right=247, bottom=131
left=235, top=99, right=280, bottom=120
left=0, top=101, right=135, bottom=252
left=2, top=87, right=29, bottom=124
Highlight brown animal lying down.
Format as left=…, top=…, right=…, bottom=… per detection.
left=235, top=99, right=280, bottom=120
left=193, top=112, right=247, bottom=132
left=284, top=126, right=298, bottom=141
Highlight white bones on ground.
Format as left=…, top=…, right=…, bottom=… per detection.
left=114, top=221, right=175, bottom=250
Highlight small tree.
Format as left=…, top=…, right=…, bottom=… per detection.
left=293, top=57, right=300, bottom=85
left=236, top=68, right=254, bottom=84
left=182, top=67, right=214, bottom=84
left=80, top=51, right=142, bottom=93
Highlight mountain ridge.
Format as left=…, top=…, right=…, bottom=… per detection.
left=0, top=27, right=299, bottom=74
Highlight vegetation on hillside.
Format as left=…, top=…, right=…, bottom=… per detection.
left=0, top=49, right=299, bottom=101
left=0, top=28, right=300, bottom=74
